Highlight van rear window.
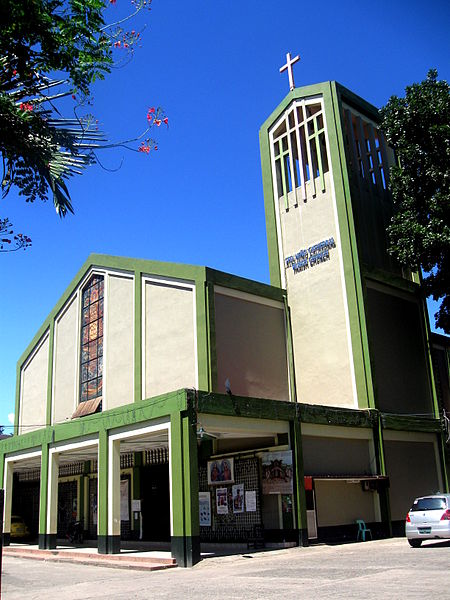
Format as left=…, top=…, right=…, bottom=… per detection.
left=411, top=497, right=447, bottom=511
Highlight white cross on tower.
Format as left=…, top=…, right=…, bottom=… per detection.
left=279, top=52, right=300, bottom=91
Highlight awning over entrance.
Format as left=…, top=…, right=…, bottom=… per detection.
left=305, top=475, right=389, bottom=490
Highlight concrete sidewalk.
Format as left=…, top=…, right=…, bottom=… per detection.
left=3, top=542, right=176, bottom=571
left=2, top=539, right=290, bottom=571
left=2, top=538, right=450, bottom=600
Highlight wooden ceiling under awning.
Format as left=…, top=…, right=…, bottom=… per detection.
left=72, top=397, right=102, bottom=419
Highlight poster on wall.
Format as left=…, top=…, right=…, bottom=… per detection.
left=232, top=484, right=244, bottom=514
left=207, top=458, right=234, bottom=484
left=245, top=490, right=257, bottom=512
left=120, top=479, right=129, bottom=521
left=216, top=488, right=228, bottom=515
left=261, top=451, right=293, bottom=495
left=199, top=492, right=211, bottom=526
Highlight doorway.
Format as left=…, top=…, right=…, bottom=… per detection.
left=140, top=464, right=170, bottom=541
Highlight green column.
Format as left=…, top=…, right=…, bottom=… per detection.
left=205, top=282, right=217, bottom=391
left=109, top=438, right=121, bottom=553
left=170, top=405, right=200, bottom=567
left=98, top=428, right=109, bottom=553
left=2, top=460, right=13, bottom=546
left=47, top=449, right=59, bottom=549
left=38, top=443, right=49, bottom=549
left=290, top=419, right=309, bottom=546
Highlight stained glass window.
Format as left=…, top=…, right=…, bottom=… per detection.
left=79, top=274, right=104, bottom=404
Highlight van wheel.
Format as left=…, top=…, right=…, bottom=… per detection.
left=408, top=539, right=422, bottom=548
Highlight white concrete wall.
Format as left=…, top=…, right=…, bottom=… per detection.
left=104, top=274, right=135, bottom=409
left=143, top=278, right=197, bottom=398
left=20, top=334, right=49, bottom=434
left=279, top=172, right=356, bottom=408
left=53, top=296, right=78, bottom=422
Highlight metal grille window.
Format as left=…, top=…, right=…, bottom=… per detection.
left=80, top=274, right=104, bottom=403
left=270, top=100, right=330, bottom=207
left=198, top=457, right=261, bottom=542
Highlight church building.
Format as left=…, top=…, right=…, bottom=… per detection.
left=1, top=59, right=448, bottom=567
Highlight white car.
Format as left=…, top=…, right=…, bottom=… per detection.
left=405, top=494, right=450, bottom=547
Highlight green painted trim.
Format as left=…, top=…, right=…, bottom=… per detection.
left=197, top=391, right=297, bottom=421
left=259, top=112, right=282, bottom=288
left=182, top=407, right=199, bottom=538
left=170, top=394, right=200, bottom=566
left=98, top=428, right=108, bottom=537
left=381, top=414, right=442, bottom=433
left=196, top=279, right=210, bottom=391
left=327, top=81, right=375, bottom=410
left=170, top=411, right=184, bottom=537
left=205, top=267, right=285, bottom=302
left=46, top=321, right=55, bottom=426
left=299, top=403, right=374, bottom=428
left=39, top=443, right=49, bottom=535
left=0, top=389, right=187, bottom=455
left=14, top=362, right=20, bottom=435
left=0, top=451, right=4, bottom=487
left=134, top=270, right=142, bottom=402
left=205, top=282, right=217, bottom=391
left=283, top=297, right=297, bottom=403
left=197, top=393, right=375, bottom=427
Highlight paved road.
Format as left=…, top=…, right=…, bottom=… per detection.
left=2, top=538, right=449, bottom=599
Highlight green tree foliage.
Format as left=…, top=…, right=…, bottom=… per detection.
left=0, top=0, right=163, bottom=245
left=380, top=70, right=450, bottom=333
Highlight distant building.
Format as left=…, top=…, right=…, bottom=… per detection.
left=1, top=80, right=448, bottom=567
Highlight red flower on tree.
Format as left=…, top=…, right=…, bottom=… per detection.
left=19, top=102, right=33, bottom=112
left=139, top=106, right=167, bottom=155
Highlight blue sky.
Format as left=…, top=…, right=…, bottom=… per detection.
left=1, top=0, right=449, bottom=431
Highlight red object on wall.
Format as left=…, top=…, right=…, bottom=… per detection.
left=304, top=476, right=313, bottom=490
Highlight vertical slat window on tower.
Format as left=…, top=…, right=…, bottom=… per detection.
left=270, top=100, right=330, bottom=207
left=342, top=107, right=391, bottom=192
left=79, top=274, right=104, bottom=405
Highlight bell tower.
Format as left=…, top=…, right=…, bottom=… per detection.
left=259, top=62, right=435, bottom=417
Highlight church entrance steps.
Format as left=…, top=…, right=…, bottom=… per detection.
left=3, top=545, right=177, bottom=571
